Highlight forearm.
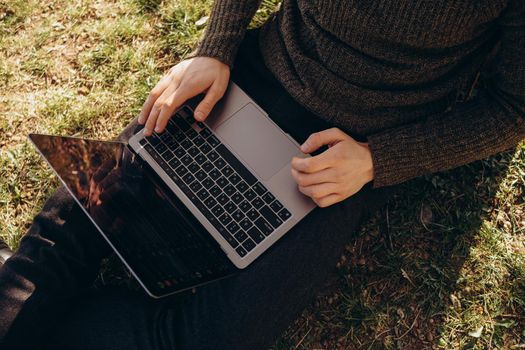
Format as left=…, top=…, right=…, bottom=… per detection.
left=193, top=0, right=263, bottom=67
left=368, top=90, right=525, bottom=187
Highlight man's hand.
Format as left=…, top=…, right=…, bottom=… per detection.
left=138, top=56, right=230, bottom=136
left=291, top=128, right=374, bottom=207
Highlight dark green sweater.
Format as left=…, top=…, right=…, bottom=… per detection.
left=195, top=0, right=525, bottom=187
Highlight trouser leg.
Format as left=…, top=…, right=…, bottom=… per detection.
left=46, top=184, right=395, bottom=350
left=0, top=121, right=141, bottom=349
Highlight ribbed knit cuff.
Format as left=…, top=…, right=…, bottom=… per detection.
left=367, top=128, right=423, bottom=188
left=192, top=32, right=242, bottom=68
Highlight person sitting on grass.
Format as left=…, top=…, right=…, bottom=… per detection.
left=1, top=0, right=524, bottom=349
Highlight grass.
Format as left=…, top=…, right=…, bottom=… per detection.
left=1, top=0, right=524, bottom=348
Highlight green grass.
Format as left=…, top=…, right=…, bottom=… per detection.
left=1, top=0, right=524, bottom=348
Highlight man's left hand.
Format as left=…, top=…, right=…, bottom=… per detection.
left=291, top=128, right=375, bottom=207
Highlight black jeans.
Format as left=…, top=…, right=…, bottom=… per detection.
left=0, top=29, right=395, bottom=350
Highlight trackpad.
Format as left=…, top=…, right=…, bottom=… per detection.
left=214, top=103, right=299, bottom=180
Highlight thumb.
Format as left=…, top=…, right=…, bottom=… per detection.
left=300, top=128, right=346, bottom=153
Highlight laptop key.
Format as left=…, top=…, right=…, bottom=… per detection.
left=207, top=150, right=219, bottom=161
left=175, top=165, right=188, bottom=176
left=216, top=176, right=228, bottom=188
left=202, top=161, right=214, bottom=173
left=244, top=189, right=256, bottom=201
left=247, top=227, right=265, bottom=244
left=254, top=217, right=273, bottom=236
left=231, top=192, right=244, bottom=204
left=278, top=208, right=292, bottom=221
left=221, top=165, right=233, bottom=177
left=199, top=143, right=212, bottom=154
left=193, top=135, right=205, bottom=147
left=235, top=246, right=247, bottom=258
left=219, top=213, right=232, bottom=225
left=229, top=174, right=241, bottom=185
left=214, top=158, right=226, bottom=169
left=216, top=144, right=257, bottom=186
left=227, top=222, right=241, bottom=235
left=260, top=205, right=283, bottom=229
left=197, top=189, right=210, bottom=200
left=199, top=127, right=212, bottom=138
left=253, top=182, right=267, bottom=196
left=212, top=204, right=225, bottom=217
left=217, top=193, right=229, bottom=205
left=194, top=154, right=206, bottom=164
left=187, top=162, right=199, bottom=173
left=236, top=181, right=249, bottom=193
left=209, top=169, right=221, bottom=179
left=270, top=200, right=284, bottom=212
left=224, top=201, right=236, bottom=213
left=195, top=170, right=207, bottom=181
left=224, top=185, right=236, bottom=196
left=227, top=221, right=241, bottom=234
left=209, top=185, right=221, bottom=197
left=204, top=197, right=217, bottom=209
left=232, top=210, right=245, bottom=222
left=239, top=218, right=251, bottom=231
left=186, top=128, right=198, bottom=139
left=234, top=230, right=248, bottom=242
left=182, top=173, right=195, bottom=184
left=207, top=135, right=220, bottom=147
left=242, top=238, right=256, bottom=252
left=181, top=139, right=192, bottom=150
left=262, top=192, right=275, bottom=204
left=188, top=146, right=199, bottom=157
left=168, top=158, right=180, bottom=169
left=181, top=154, right=192, bottom=165
left=190, top=181, right=202, bottom=192
left=202, top=177, right=214, bottom=189
left=239, top=200, right=252, bottom=212
left=174, top=147, right=185, bottom=158
left=156, top=143, right=167, bottom=154
left=246, top=208, right=259, bottom=221
left=251, top=197, right=264, bottom=209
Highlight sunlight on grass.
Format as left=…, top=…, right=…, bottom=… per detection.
left=1, top=0, right=524, bottom=348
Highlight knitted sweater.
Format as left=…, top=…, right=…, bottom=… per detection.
left=194, top=0, right=525, bottom=187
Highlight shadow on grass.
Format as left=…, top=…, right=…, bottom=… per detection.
left=273, top=149, right=524, bottom=349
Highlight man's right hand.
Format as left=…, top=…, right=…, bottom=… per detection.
left=138, top=56, right=230, bottom=136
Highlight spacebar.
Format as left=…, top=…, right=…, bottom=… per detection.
left=216, top=144, right=257, bottom=186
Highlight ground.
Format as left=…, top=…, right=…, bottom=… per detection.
left=1, top=0, right=525, bottom=349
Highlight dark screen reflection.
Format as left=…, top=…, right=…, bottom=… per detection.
left=30, top=134, right=235, bottom=296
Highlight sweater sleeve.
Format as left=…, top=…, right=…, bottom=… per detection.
left=191, top=0, right=263, bottom=68
left=367, top=0, right=525, bottom=188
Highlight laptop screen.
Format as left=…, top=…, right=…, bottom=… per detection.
left=29, top=134, right=235, bottom=297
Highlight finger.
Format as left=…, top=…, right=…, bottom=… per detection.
left=314, top=193, right=342, bottom=208
left=291, top=148, right=337, bottom=173
left=298, top=182, right=339, bottom=201
left=194, top=80, right=226, bottom=121
left=138, top=74, right=173, bottom=124
left=144, top=82, right=180, bottom=135
left=291, top=167, right=338, bottom=187
left=300, top=128, right=346, bottom=153
left=155, top=85, right=197, bottom=133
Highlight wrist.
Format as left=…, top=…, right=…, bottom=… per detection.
left=360, top=142, right=375, bottom=183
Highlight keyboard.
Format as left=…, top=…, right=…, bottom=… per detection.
left=139, top=105, right=292, bottom=258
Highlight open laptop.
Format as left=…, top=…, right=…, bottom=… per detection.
left=30, top=82, right=316, bottom=298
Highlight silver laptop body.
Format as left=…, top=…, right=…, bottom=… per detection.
left=128, top=82, right=316, bottom=268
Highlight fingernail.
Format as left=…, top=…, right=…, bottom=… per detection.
left=143, top=127, right=150, bottom=135
left=195, top=111, right=204, bottom=121
left=300, top=143, right=308, bottom=152
left=155, top=126, right=162, bottom=133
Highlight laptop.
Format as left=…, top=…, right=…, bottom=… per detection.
left=29, top=82, right=316, bottom=298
